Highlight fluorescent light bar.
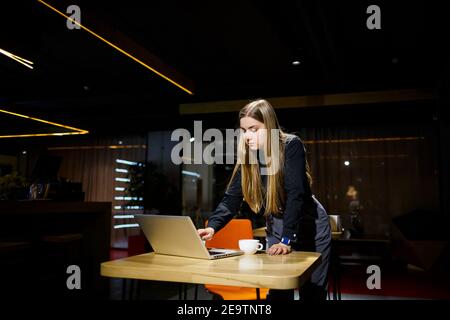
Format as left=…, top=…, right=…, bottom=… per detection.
left=114, top=206, right=144, bottom=210
left=113, top=223, right=140, bottom=229
left=113, top=215, right=135, bottom=219
left=115, top=159, right=138, bottom=166
left=182, top=170, right=201, bottom=178
left=114, top=196, right=143, bottom=201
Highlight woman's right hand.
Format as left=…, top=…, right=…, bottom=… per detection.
left=197, top=227, right=215, bottom=240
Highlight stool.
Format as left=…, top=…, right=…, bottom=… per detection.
left=328, top=238, right=342, bottom=300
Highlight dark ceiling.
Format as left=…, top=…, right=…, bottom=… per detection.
left=0, top=0, right=448, bottom=135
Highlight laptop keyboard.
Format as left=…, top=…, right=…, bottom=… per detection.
left=208, top=250, right=225, bottom=255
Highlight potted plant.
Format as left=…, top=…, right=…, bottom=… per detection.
left=124, top=161, right=179, bottom=213
left=0, top=172, right=30, bottom=200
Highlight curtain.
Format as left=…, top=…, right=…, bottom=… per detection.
left=46, top=135, right=147, bottom=248
left=295, top=124, right=440, bottom=237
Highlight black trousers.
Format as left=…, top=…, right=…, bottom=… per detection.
left=265, top=244, right=331, bottom=301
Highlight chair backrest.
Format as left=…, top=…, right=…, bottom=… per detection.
left=205, top=219, right=253, bottom=249
left=328, top=215, right=342, bottom=232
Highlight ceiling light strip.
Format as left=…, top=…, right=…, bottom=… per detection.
left=37, top=0, right=193, bottom=95
left=0, top=132, right=87, bottom=139
left=0, top=48, right=34, bottom=69
left=0, top=108, right=88, bottom=133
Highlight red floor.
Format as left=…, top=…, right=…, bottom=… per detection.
left=110, top=248, right=129, bottom=260
left=335, top=264, right=450, bottom=299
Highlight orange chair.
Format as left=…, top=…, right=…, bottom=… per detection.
left=205, top=219, right=269, bottom=300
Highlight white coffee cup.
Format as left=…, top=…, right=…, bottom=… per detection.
left=238, top=239, right=263, bottom=254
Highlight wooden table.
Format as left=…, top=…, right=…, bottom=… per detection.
left=101, top=251, right=321, bottom=290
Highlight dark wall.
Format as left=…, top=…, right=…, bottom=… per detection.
left=146, top=131, right=182, bottom=214
left=437, top=61, right=450, bottom=217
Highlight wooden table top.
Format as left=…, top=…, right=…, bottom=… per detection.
left=101, top=251, right=321, bottom=290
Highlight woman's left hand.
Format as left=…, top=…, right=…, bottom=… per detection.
left=267, top=243, right=292, bottom=255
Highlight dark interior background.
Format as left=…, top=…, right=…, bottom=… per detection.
left=1, top=0, right=449, bottom=269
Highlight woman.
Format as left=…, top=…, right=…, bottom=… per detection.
left=197, top=99, right=331, bottom=301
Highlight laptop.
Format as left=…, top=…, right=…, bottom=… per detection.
left=134, top=214, right=244, bottom=260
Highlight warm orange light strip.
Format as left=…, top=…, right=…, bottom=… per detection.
left=36, top=0, right=193, bottom=95
left=0, top=48, right=34, bottom=69
left=0, top=132, right=87, bottom=138
left=0, top=108, right=89, bottom=138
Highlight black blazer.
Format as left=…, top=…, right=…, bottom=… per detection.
left=207, top=135, right=330, bottom=248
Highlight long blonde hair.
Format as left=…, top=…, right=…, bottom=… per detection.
left=227, top=99, right=289, bottom=216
